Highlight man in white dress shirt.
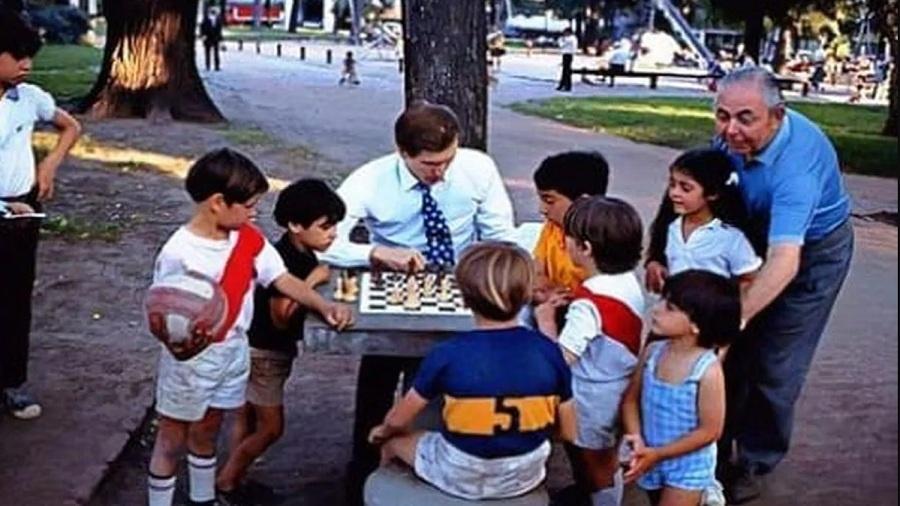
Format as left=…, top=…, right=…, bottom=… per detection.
left=324, top=101, right=515, bottom=505
left=556, top=27, right=579, bottom=92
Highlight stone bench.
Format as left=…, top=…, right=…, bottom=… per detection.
left=364, top=465, right=549, bottom=506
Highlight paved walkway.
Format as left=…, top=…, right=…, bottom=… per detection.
left=0, top=44, right=895, bottom=506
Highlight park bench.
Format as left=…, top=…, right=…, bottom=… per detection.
left=572, top=67, right=715, bottom=89
left=364, top=465, right=549, bottom=506
left=573, top=67, right=810, bottom=95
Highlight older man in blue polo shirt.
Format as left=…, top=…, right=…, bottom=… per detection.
left=713, top=66, right=854, bottom=503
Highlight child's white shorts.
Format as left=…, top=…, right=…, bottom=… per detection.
left=414, top=431, right=550, bottom=500
left=155, top=337, right=250, bottom=422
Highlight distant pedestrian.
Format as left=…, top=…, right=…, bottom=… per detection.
left=556, top=28, right=578, bottom=92
left=339, top=51, right=360, bottom=86
left=200, top=7, right=223, bottom=71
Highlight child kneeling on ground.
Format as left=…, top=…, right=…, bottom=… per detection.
left=368, top=241, right=577, bottom=500
left=217, top=178, right=347, bottom=501
left=621, top=270, right=740, bottom=506
left=147, top=149, right=352, bottom=506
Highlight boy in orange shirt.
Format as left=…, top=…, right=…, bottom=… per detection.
left=533, top=151, right=610, bottom=302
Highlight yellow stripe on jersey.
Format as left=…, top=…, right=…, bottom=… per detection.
left=442, top=395, right=560, bottom=436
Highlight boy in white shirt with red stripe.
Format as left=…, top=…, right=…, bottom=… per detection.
left=147, top=149, right=352, bottom=506
left=536, top=196, right=646, bottom=506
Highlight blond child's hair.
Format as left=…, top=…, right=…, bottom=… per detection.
left=455, top=241, right=533, bottom=321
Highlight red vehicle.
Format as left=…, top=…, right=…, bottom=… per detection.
left=225, top=0, right=285, bottom=25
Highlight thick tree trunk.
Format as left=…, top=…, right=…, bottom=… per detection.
left=885, top=57, right=898, bottom=137
left=743, top=7, right=764, bottom=64
left=403, top=0, right=487, bottom=150
left=288, top=0, right=302, bottom=32
left=80, top=0, right=224, bottom=122
left=252, top=0, right=262, bottom=28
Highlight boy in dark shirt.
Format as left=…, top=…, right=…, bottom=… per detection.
left=217, top=179, right=346, bottom=499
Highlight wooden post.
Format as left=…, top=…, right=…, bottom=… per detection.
left=300, top=46, right=306, bottom=60
left=277, top=43, right=282, bottom=57
left=326, top=49, right=332, bottom=64
left=403, top=0, right=488, bottom=150
left=398, top=58, right=404, bottom=74
left=238, top=39, right=243, bottom=51
left=650, top=75, right=658, bottom=89
left=255, top=40, right=261, bottom=54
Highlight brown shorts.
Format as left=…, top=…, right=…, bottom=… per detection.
left=246, top=348, right=294, bottom=407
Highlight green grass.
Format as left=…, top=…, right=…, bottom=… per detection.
left=30, top=44, right=101, bottom=101
left=220, top=125, right=281, bottom=147
left=223, top=25, right=345, bottom=42
left=511, top=97, right=897, bottom=179
left=41, top=214, right=121, bottom=242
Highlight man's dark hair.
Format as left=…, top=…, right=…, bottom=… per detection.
left=0, top=8, right=42, bottom=59
left=533, top=151, right=609, bottom=201
left=563, top=195, right=643, bottom=274
left=394, top=101, right=460, bottom=156
left=663, top=270, right=741, bottom=349
left=185, top=148, right=269, bottom=204
left=273, top=178, right=346, bottom=228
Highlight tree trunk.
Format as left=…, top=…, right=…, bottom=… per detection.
left=743, top=6, right=764, bottom=64
left=80, top=0, right=224, bottom=122
left=288, top=0, right=302, bottom=32
left=403, top=0, right=488, bottom=150
left=885, top=56, right=898, bottom=137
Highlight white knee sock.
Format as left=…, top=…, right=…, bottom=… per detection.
left=187, top=453, right=217, bottom=502
left=591, top=469, right=624, bottom=506
left=148, top=474, right=176, bottom=506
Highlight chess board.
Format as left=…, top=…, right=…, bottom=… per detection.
left=358, top=272, right=471, bottom=315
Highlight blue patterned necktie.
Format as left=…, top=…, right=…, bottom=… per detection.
left=416, top=182, right=455, bottom=267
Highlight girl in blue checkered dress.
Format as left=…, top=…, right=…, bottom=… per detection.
left=621, top=270, right=741, bottom=506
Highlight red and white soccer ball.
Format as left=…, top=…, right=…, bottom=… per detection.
left=144, top=271, right=228, bottom=360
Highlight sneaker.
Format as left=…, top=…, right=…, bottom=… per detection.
left=702, top=479, right=727, bottom=506
left=2, top=387, right=42, bottom=420
left=725, top=469, right=763, bottom=505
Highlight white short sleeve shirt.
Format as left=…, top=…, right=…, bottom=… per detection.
left=153, top=227, right=288, bottom=341
left=665, top=217, right=762, bottom=278
left=0, top=84, right=57, bottom=198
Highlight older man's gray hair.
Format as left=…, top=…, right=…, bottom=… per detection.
left=716, top=66, right=785, bottom=109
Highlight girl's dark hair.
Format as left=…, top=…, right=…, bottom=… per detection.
left=647, top=148, right=756, bottom=265
left=0, top=8, right=42, bottom=59
left=273, top=178, right=346, bottom=228
left=663, top=270, right=740, bottom=349
left=564, top=196, right=643, bottom=274
left=185, top=148, right=269, bottom=204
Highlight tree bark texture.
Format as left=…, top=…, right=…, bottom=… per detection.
left=403, top=0, right=487, bottom=150
left=81, top=0, right=224, bottom=122
left=743, top=7, right=764, bottom=63
left=872, top=0, right=898, bottom=138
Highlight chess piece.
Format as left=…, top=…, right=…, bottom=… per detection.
left=404, top=275, right=422, bottom=310
left=387, top=280, right=403, bottom=305
left=439, top=274, right=453, bottom=302
left=334, top=274, right=346, bottom=302
left=423, top=273, right=437, bottom=297
left=344, top=272, right=359, bottom=302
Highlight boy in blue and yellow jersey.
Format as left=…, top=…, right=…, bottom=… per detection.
left=368, top=241, right=577, bottom=500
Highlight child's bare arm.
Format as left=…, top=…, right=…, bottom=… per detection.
left=555, top=398, right=577, bottom=443
left=621, top=348, right=648, bottom=437
left=36, top=109, right=81, bottom=201
left=625, top=359, right=725, bottom=482
left=272, top=272, right=353, bottom=330
left=368, top=388, right=429, bottom=444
